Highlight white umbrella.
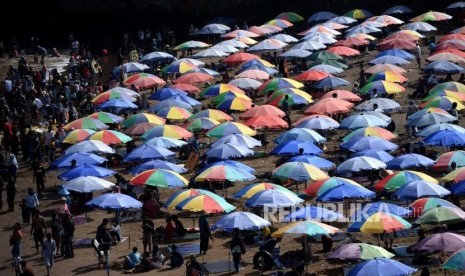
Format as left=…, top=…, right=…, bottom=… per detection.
left=335, top=156, right=387, bottom=175
left=210, top=44, right=239, bottom=53
left=291, top=41, right=326, bottom=51
left=211, top=134, right=262, bottom=148
left=191, top=48, right=229, bottom=58
left=270, top=34, right=299, bottom=43
left=328, top=16, right=357, bottom=24
left=302, top=33, right=338, bottom=45
left=65, top=140, right=115, bottom=154
left=228, top=78, right=263, bottom=90
left=401, top=22, right=437, bottom=32
left=355, top=98, right=401, bottom=113
left=217, top=39, right=249, bottom=48
left=63, top=176, right=115, bottom=193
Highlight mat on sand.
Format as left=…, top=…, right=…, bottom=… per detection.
left=167, top=243, right=200, bottom=256
left=203, top=260, right=243, bottom=274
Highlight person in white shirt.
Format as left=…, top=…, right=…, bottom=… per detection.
left=44, top=126, right=55, bottom=161
left=373, top=103, right=384, bottom=113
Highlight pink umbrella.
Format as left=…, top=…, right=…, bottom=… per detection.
left=170, top=83, right=201, bottom=94
left=244, top=115, right=288, bottom=129
left=377, top=39, right=416, bottom=50
left=334, top=37, right=369, bottom=47
left=173, top=72, right=213, bottom=84
left=236, top=69, right=271, bottom=80
left=411, top=232, right=465, bottom=253
left=239, top=105, right=285, bottom=119
left=304, top=98, right=354, bottom=115
left=321, top=90, right=362, bottom=102
left=327, top=46, right=360, bottom=57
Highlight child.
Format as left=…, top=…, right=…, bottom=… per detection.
left=42, top=233, right=56, bottom=276
left=19, top=199, right=28, bottom=225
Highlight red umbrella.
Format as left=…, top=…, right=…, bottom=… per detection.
left=436, top=40, right=465, bottom=51
left=433, top=48, right=465, bottom=59
left=321, top=90, right=362, bottom=102
left=123, top=122, right=159, bottom=136
left=222, top=52, right=260, bottom=64
left=236, top=69, right=270, bottom=80
left=239, top=104, right=285, bottom=119
left=173, top=72, right=213, bottom=84
left=365, top=64, right=407, bottom=74
left=334, top=37, right=369, bottom=47
left=327, top=46, right=360, bottom=57
left=170, top=83, right=201, bottom=94
left=438, top=34, right=465, bottom=43
left=244, top=115, right=288, bottom=129
left=384, top=33, right=419, bottom=42
left=304, top=98, right=354, bottom=115
left=294, top=70, right=331, bottom=82
left=124, top=73, right=166, bottom=89
left=377, top=39, right=416, bottom=50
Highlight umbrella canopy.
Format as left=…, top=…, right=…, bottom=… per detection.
left=64, top=117, right=108, bottom=131
left=63, top=176, right=115, bottom=193
left=121, top=113, right=165, bottom=128
left=239, top=105, right=285, bottom=119
left=271, top=220, right=339, bottom=239
left=422, top=130, right=465, bottom=147
left=366, top=64, right=406, bottom=74
left=173, top=72, right=213, bottom=84
left=149, top=87, right=188, bottom=101
left=383, top=5, right=413, bottom=15
left=211, top=134, right=261, bottom=149
left=188, top=109, right=233, bottom=122
left=294, top=70, right=331, bottom=82
left=279, top=49, right=312, bottom=59
left=392, top=180, right=450, bottom=200
left=186, top=117, right=220, bottom=132
left=420, top=96, right=465, bottom=110
left=233, top=182, right=293, bottom=199
left=346, top=258, right=417, bottom=276
left=329, top=16, right=357, bottom=24
left=236, top=69, right=271, bottom=80
left=211, top=211, right=271, bottom=231
left=157, top=106, right=192, bottom=120
left=303, top=177, right=359, bottom=197
left=99, top=98, right=138, bottom=110
left=85, top=193, right=142, bottom=209
left=342, top=127, right=397, bottom=142
left=374, top=170, right=437, bottom=192
left=124, top=73, right=166, bottom=89
left=424, top=60, right=465, bottom=74
left=92, top=91, right=136, bottom=105
left=206, top=143, right=254, bottom=160
left=344, top=9, right=372, bottom=20
left=411, top=232, right=465, bottom=253
left=339, top=114, right=389, bottom=130
left=207, top=122, right=256, bottom=138
left=377, top=49, right=415, bottom=60
left=63, top=129, right=95, bottom=144
left=352, top=149, right=394, bottom=163
left=282, top=205, right=344, bottom=222
left=272, top=162, right=328, bottom=182
left=386, top=154, right=435, bottom=170
left=316, top=183, right=376, bottom=202
left=267, top=88, right=313, bottom=106
left=314, top=76, right=350, bottom=89
left=258, top=78, right=304, bottom=94
left=112, top=62, right=149, bottom=75
left=443, top=247, right=465, bottom=271
left=130, top=169, right=188, bottom=188
left=321, top=90, right=362, bottom=102
left=123, top=122, right=158, bottom=136
left=139, top=51, right=174, bottom=62
left=416, top=206, right=465, bottom=225
left=228, top=77, right=263, bottom=90
left=271, top=140, right=323, bottom=156
left=164, top=188, right=232, bottom=210
left=195, top=164, right=256, bottom=182
left=308, top=11, right=338, bottom=23
left=418, top=123, right=465, bottom=138
left=65, top=140, right=115, bottom=154
left=327, top=243, right=395, bottom=262
left=123, top=144, right=175, bottom=162
left=410, top=198, right=460, bottom=217
left=339, top=136, right=398, bottom=152
left=58, top=164, right=115, bottom=181
left=89, top=130, right=132, bottom=145
left=335, top=156, right=387, bottom=175
left=348, top=212, right=412, bottom=233
left=407, top=112, right=457, bottom=128
left=194, top=23, right=230, bottom=35
left=351, top=202, right=412, bottom=221
left=143, top=137, right=188, bottom=149
left=244, top=115, right=288, bottom=130
left=304, top=98, right=354, bottom=115
left=176, top=194, right=236, bottom=214
left=288, top=155, right=335, bottom=170
left=433, top=150, right=465, bottom=171
left=50, top=152, right=107, bottom=168
left=142, top=125, right=193, bottom=140
left=88, top=112, right=124, bottom=124
left=131, top=160, right=186, bottom=174
left=293, top=115, right=340, bottom=130
left=354, top=98, right=401, bottom=113
left=367, top=71, right=407, bottom=83
left=411, top=11, right=452, bottom=22
left=274, top=128, right=326, bottom=145
left=201, top=83, right=245, bottom=97
left=360, top=80, right=406, bottom=95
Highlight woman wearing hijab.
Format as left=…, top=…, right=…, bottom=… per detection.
left=8, top=153, right=18, bottom=180
left=199, top=215, right=212, bottom=254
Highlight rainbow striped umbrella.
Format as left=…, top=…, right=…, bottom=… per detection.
left=233, top=182, right=294, bottom=199
left=433, top=151, right=465, bottom=171
left=410, top=198, right=460, bottom=217
left=156, top=106, right=192, bottom=120
left=212, top=91, right=251, bottom=105
left=258, top=78, right=304, bottom=94
left=411, top=11, right=452, bottom=22
left=267, top=88, right=314, bottom=106
left=175, top=194, right=236, bottom=214
left=348, top=212, right=412, bottom=233
left=265, top=19, right=294, bottom=28
left=164, top=188, right=233, bottom=211
left=272, top=220, right=339, bottom=239
left=207, top=122, right=256, bottom=138
left=130, top=169, right=188, bottom=188
left=215, top=96, right=253, bottom=111
left=188, top=109, right=233, bottom=122
left=89, top=130, right=132, bottom=145
left=187, top=117, right=220, bottom=132
left=122, top=113, right=165, bottom=128
left=92, top=91, right=135, bottom=105
left=416, top=206, right=465, bottom=225
left=443, top=247, right=465, bottom=271
left=420, top=96, right=465, bottom=110
left=303, top=177, right=360, bottom=197
left=367, top=71, right=407, bottom=83
left=200, top=83, right=245, bottom=97
left=123, top=73, right=166, bottom=89
left=64, top=118, right=108, bottom=131
left=143, top=137, right=188, bottom=148
left=423, top=90, right=465, bottom=102
left=142, top=124, right=193, bottom=140
left=195, top=164, right=256, bottom=182
left=429, top=81, right=465, bottom=94
left=360, top=80, right=405, bottom=95
left=162, top=60, right=197, bottom=74
left=276, top=12, right=304, bottom=22
left=374, top=170, right=437, bottom=192
left=442, top=167, right=465, bottom=183
left=272, top=161, right=329, bottom=182
left=173, top=40, right=210, bottom=51
left=88, top=112, right=124, bottom=124
left=123, top=122, right=158, bottom=136
left=63, top=129, right=95, bottom=144
left=342, top=127, right=398, bottom=142
left=344, top=9, right=372, bottom=20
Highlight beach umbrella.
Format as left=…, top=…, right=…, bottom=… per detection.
left=64, top=117, right=108, bottom=131
left=50, top=152, right=107, bottom=168
left=267, top=88, right=313, bottom=106
left=346, top=258, right=417, bottom=276
left=304, top=98, right=353, bottom=115
left=139, top=51, right=175, bottom=63
left=222, top=29, right=260, bottom=39
left=207, top=122, right=256, bottom=138
left=309, top=64, right=344, bottom=74
left=293, top=114, right=340, bottom=130
left=150, top=99, right=193, bottom=112
left=430, top=81, right=465, bottom=94
left=407, top=107, right=450, bottom=120
left=233, top=182, right=294, bottom=199
left=244, top=115, right=288, bottom=130
left=176, top=194, right=236, bottom=214
left=201, top=83, right=245, bottom=97
left=210, top=44, right=239, bottom=54
left=142, top=125, right=193, bottom=140
left=365, top=64, right=406, bottom=74
left=170, top=83, right=201, bottom=94
left=411, top=11, right=452, bottom=22
left=401, top=22, right=437, bottom=32
left=294, top=70, right=331, bottom=82
left=130, top=169, right=188, bottom=188
left=247, top=39, right=287, bottom=52
left=173, top=72, right=213, bottom=84
left=443, top=167, right=465, bottom=183
left=327, top=46, right=360, bottom=57
left=376, top=49, right=415, bottom=60
left=422, top=130, right=465, bottom=147
left=271, top=220, right=339, bottom=243
left=409, top=198, right=459, bottom=217
left=86, top=193, right=142, bottom=209
left=307, top=51, right=343, bottom=61
left=335, top=157, right=387, bottom=175
left=143, top=137, right=188, bottom=149
left=239, top=105, right=284, bottom=119
left=352, top=149, right=394, bottom=163
left=436, top=40, right=465, bottom=51
left=191, top=48, right=229, bottom=58
left=314, top=76, right=350, bottom=88
left=122, top=113, right=165, bottom=128
left=432, top=150, right=465, bottom=171
left=342, top=127, right=397, bottom=142
left=334, top=37, right=369, bottom=48
left=416, top=206, right=465, bottom=225
left=369, top=55, right=410, bottom=65
left=186, top=117, right=220, bottom=132
left=63, top=129, right=95, bottom=144
left=374, top=170, right=437, bottom=192
left=443, top=247, right=465, bottom=271
left=92, top=91, right=136, bottom=105
left=407, top=112, right=456, bottom=128
left=149, top=87, right=188, bottom=101
left=211, top=211, right=271, bottom=231
left=272, top=162, right=328, bottom=182
left=271, top=140, right=323, bottom=156
left=303, top=177, right=359, bottom=197
left=308, top=59, right=348, bottom=69
left=339, top=136, right=398, bottom=152
left=199, top=160, right=255, bottom=174
left=274, top=128, right=326, bottom=144
left=63, top=176, right=115, bottom=193
left=423, top=90, right=465, bottom=102
left=211, top=134, right=261, bottom=149
left=386, top=154, right=435, bottom=170
left=195, top=164, right=256, bottom=182
left=175, top=58, right=206, bottom=67
left=420, top=96, right=465, bottom=110
left=270, top=34, right=299, bottom=43
left=123, top=144, right=175, bottom=162
left=383, top=5, right=413, bottom=15
left=157, top=107, right=192, bottom=120
left=215, top=96, right=252, bottom=111
left=447, top=1, right=465, bottom=9
left=222, top=52, right=260, bottom=64
left=258, top=78, right=304, bottom=94
left=316, top=183, right=375, bottom=202
left=131, top=160, right=186, bottom=174
left=344, top=9, right=372, bottom=20
left=164, top=189, right=219, bottom=209
left=348, top=212, right=412, bottom=233
left=123, top=122, right=158, bottom=136
left=282, top=205, right=344, bottom=222
left=89, top=130, right=132, bottom=145
left=327, top=243, right=395, bottom=262
left=288, top=155, right=335, bottom=170
left=427, top=52, right=465, bottom=63
left=424, top=61, right=465, bottom=74
left=194, top=23, right=230, bottom=35
left=245, top=189, right=303, bottom=208
left=185, top=67, right=220, bottom=77
left=188, top=109, right=233, bottom=122
left=279, top=49, right=312, bottom=59
left=411, top=232, right=465, bottom=252
left=123, top=73, right=166, bottom=89
left=392, top=180, right=450, bottom=200
left=236, top=69, right=270, bottom=80
left=291, top=40, right=327, bottom=52
left=367, top=71, right=407, bottom=83
left=345, top=25, right=381, bottom=36
left=351, top=202, right=412, bottom=221
left=339, top=114, right=389, bottom=130
left=102, top=87, right=140, bottom=98
left=321, top=90, right=362, bottom=102
left=206, top=143, right=254, bottom=160
left=112, top=62, right=149, bottom=76
left=173, top=40, right=210, bottom=51
left=228, top=78, right=262, bottom=90
left=354, top=98, right=401, bottom=112
left=368, top=15, right=404, bottom=25
left=88, top=112, right=124, bottom=124
left=308, top=11, right=338, bottom=23
left=329, top=16, right=357, bottom=24
left=99, top=98, right=138, bottom=110
left=58, top=164, right=115, bottom=181
left=65, top=140, right=114, bottom=154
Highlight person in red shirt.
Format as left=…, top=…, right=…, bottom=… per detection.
left=141, top=196, right=159, bottom=219
left=21, top=260, right=35, bottom=276
left=164, top=216, right=174, bottom=241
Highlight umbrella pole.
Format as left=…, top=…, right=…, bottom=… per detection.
left=377, top=233, right=380, bottom=247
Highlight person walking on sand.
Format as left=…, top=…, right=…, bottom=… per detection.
left=230, top=228, right=246, bottom=273
left=23, top=188, right=39, bottom=224
left=30, top=209, right=47, bottom=254
left=199, top=215, right=213, bottom=255
left=415, top=42, right=422, bottom=68
left=280, top=95, right=291, bottom=129
left=42, top=233, right=56, bottom=276
left=6, top=175, right=16, bottom=212
left=10, top=222, right=22, bottom=259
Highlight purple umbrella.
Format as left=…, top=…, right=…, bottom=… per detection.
left=411, top=232, right=465, bottom=253
left=327, top=243, right=395, bottom=261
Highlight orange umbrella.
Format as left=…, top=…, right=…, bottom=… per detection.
left=365, top=64, right=407, bottom=74
left=244, top=115, right=288, bottom=129
left=433, top=49, right=465, bottom=59
left=170, top=83, right=201, bottom=94
left=236, top=69, right=270, bottom=80
left=438, top=34, right=465, bottom=43
left=304, top=98, right=354, bottom=115
left=334, top=37, right=369, bottom=47
left=322, top=22, right=348, bottom=30
left=377, top=39, right=416, bottom=50
left=222, top=52, right=260, bottom=65
left=124, top=73, right=166, bottom=89
left=222, top=30, right=259, bottom=39
left=239, top=104, right=285, bottom=119
left=294, top=70, right=331, bottom=82
left=385, top=33, right=419, bottom=42
left=173, top=72, right=213, bottom=84
left=321, top=90, right=362, bottom=102
left=327, top=46, right=360, bottom=57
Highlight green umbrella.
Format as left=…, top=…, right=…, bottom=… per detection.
left=443, top=247, right=465, bottom=271
left=309, top=59, right=348, bottom=69
left=416, top=206, right=465, bottom=225
left=308, top=51, right=343, bottom=61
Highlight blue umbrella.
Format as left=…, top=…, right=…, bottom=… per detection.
left=57, top=185, right=70, bottom=196
left=228, top=78, right=262, bottom=90
left=449, top=181, right=465, bottom=195
left=340, top=114, right=389, bottom=130
left=144, top=137, right=188, bottom=148
left=294, top=116, right=340, bottom=130
left=422, top=130, right=465, bottom=147
left=99, top=99, right=138, bottom=110
left=425, top=61, right=465, bottom=74
left=245, top=189, right=304, bottom=208
left=140, top=51, right=175, bottom=63
left=148, top=87, right=188, bottom=100
left=186, top=67, right=221, bottom=77
left=386, top=153, right=435, bottom=170
left=282, top=205, right=344, bottom=222
left=335, top=156, right=386, bottom=175
left=407, top=112, right=456, bottom=128
left=347, top=258, right=417, bottom=276
left=200, top=160, right=255, bottom=174
left=288, top=155, right=335, bottom=170
left=340, top=136, right=398, bottom=152
left=112, top=62, right=149, bottom=76
left=309, top=64, right=344, bottom=74
left=351, top=202, right=412, bottom=221
left=271, top=140, right=323, bottom=156
left=376, top=49, right=415, bottom=60
left=240, top=59, right=274, bottom=69
left=354, top=111, right=392, bottom=123
left=50, top=152, right=107, bottom=168
left=354, top=98, right=401, bottom=113
left=194, top=23, right=230, bottom=35
left=274, top=128, right=326, bottom=144
left=131, top=160, right=186, bottom=174
left=383, top=5, right=413, bottom=15
left=123, top=144, right=175, bottom=162
left=317, top=183, right=376, bottom=202
left=211, top=211, right=271, bottom=231
left=236, top=64, right=279, bottom=75
left=352, top=149, right=394, bottom=163
left=166, top=94, right=201, bottom=106
left=447, top=1, right=465, bottom=9
left=308, top=11, right=338, bottom=23
left=206, top=143, right=254, bottom=160
left=315, top=76, right=350, bottom=88
left=86, top=193, right=142, bottom=209
left=211, top=134, right=262, bottom=149
left=369, top=55, right=410, bottom=65
left=279, top=49, right=312, bottom=59
left=58, top=164, right=115, bottom=180
left=418, top=123, right=465, bottom=137
left=393, top=180, right=451, bottom=200
left=149, top=99, right=193, bottom=112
